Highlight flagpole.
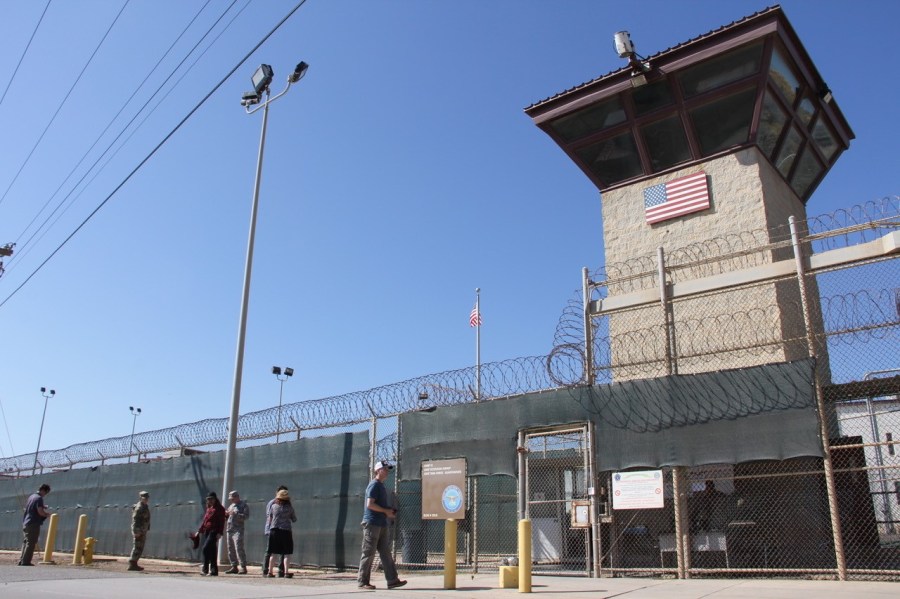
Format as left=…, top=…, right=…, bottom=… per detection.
left=475, top=287, right=481, bottom=400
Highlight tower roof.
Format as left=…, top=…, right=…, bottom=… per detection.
left=525, top=5, right=854, bottom=202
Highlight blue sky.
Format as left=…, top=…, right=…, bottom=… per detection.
left=0, top=0, right=897, bottom=460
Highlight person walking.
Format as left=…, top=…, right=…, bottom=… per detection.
left=18, top=483, right=51, bottom=566
left=224, top=490, right=250, bottom=574
left=265, top=488, right=297, bottom=578
left=357, top=461, right=406, bottom=590
left=128, top=490, right=151, bottom=571
left=262, top=485, right=287, bottom=576
left=197, top=492, right=226, bottom=576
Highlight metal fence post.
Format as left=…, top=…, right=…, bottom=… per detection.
left=673, top=467, right=690, bottom=578
left=790, top=215, right=847, bottom=580
left=583, top=267, right=595, bottom=386
left=658, top=247, right=689, bottom=578
left=472, top=476, right=479, bottom=573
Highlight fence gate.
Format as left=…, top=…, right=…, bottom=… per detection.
left=521, top=424, right=594, bottom=576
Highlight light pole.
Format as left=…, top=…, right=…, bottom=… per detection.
left=128, top=406, right=142, bottom=463
left=222, top=61, right=309, bottom=511
left=32, top=387, right=56, bottom=475
left=272, top=366, right=294, bottom=442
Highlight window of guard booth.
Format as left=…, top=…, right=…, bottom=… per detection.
left=678, top=41, right=763, bottom=98
left=796, top=94, right=815, bottom=127
left=775, top=124, right=803, bottom=177
left=576, top=130, right=642, bottom=186
left=549, top=96, right=626, bottom=143
left=811, top=117, right=839, bottom=162
left=641, top=114, right=691, bottom=172
left=790, top=144, right=823, bottom=198
left=768, top=45, right=801, bottom=106
left=690, top=87, right=756, bottom=156
left=632, top=79, right=675, bottom=117
left=758, top=89, right=789, bottom=159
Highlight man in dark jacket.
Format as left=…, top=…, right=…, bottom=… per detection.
left=18, top=483, right=51, bottom=566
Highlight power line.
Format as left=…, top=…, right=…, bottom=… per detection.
left=7, top=0, right=234, bottom=270
left=0, top=0, right=309, bottom=309
left=0, top=1, right=130, bottom=209
left=0, top=0, right=52, bottom=106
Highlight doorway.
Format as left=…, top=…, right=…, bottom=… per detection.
left=521, top=423, right=595, bottom=576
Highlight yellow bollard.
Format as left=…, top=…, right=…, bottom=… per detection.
left=83, top=537, right=96, bottom=565
left=518, top=519, right=531, bottom=593
left=499, top=565, right=519, bottom=588
left=73, top=514, right=88, bottom=565
left=443, top=519, right=457, bottom=589
left=41, top=513, right=58, bottom=564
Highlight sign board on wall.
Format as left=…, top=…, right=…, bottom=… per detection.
left=612, top=470, right=664, bottom=510
left=422, top=458, right=467, bottom=519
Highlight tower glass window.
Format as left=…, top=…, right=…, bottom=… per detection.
left=790, top=145, right=823, bottom=198
left=811, top=118, right=839, bottom=162
left=576, top=131, right=642, bottom=186
left=768, top=46, right=801, bottom=105
left=797, top=95, right=816, bottom=127
left=690, top=87, right=757, bottom=155
left=678, top=42, right=763, bottom=98
left=633, top=79, right=675, bottom=116
left=775, top=125, right=803, bottom=177
left=549, top=96, right=626, bottom=142
left=641, top=115, right=691, bottom=172
left=758, top=90, right=789, bottom=159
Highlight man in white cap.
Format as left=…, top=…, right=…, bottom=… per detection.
left=225, top=490, right=249, bottom=574
left=129, top=491, right=151, bottom=571
left=357, top=460, right=406, bottom=590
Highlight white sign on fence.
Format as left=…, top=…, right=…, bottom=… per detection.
left=611, top=470, right=664, bottom=510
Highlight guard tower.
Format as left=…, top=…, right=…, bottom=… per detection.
left=526, top=6, right=853, bottom=379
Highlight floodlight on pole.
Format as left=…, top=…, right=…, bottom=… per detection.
left=32, top=387, right=56, bottom=475
left=222, top=60, right=310, bottom=521
left=128, top=406, right=142, bottom=464
left=273, top=366, right=294, bottom=443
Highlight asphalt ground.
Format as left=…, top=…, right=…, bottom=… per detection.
left=1, top=550, right=898, bottom=598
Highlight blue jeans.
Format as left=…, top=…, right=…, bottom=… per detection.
left=357, top=522, right=399, bottom=586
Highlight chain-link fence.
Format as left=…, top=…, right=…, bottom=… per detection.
left=3, top=199, right=898, bottom=581
left=385, top=197, right=899, bottom=580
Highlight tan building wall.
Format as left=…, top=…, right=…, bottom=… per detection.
left=599, top=147, right=828, bottom=380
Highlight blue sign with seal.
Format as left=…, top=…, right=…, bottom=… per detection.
left=442, top=484, right=463, bottom=514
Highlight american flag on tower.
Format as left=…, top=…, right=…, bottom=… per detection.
left=643, top=171, right=710, bottom=224
left=469, top=304, right=482, bottom=327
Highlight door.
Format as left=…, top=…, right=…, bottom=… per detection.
left=521, top=424, right=594, bottom=576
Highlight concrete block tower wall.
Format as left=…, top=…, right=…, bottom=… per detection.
left=599, top=147, right=827, bottom=381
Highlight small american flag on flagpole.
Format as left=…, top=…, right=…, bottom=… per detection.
left=469, top=305, right=482, bottom=327
left=643, top=171, right=710, bottom=224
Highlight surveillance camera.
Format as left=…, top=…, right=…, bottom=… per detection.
left=614, top=31, right=635, bottom=58
left=241, top=91, right=260, bottom=106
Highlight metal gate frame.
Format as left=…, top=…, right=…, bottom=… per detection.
left=518, top=422, right=598, bottom=576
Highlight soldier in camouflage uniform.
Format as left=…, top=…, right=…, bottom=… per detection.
left=225, top=490, right=250, bottom=574
left=129, top=491, right=151, bottom=571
